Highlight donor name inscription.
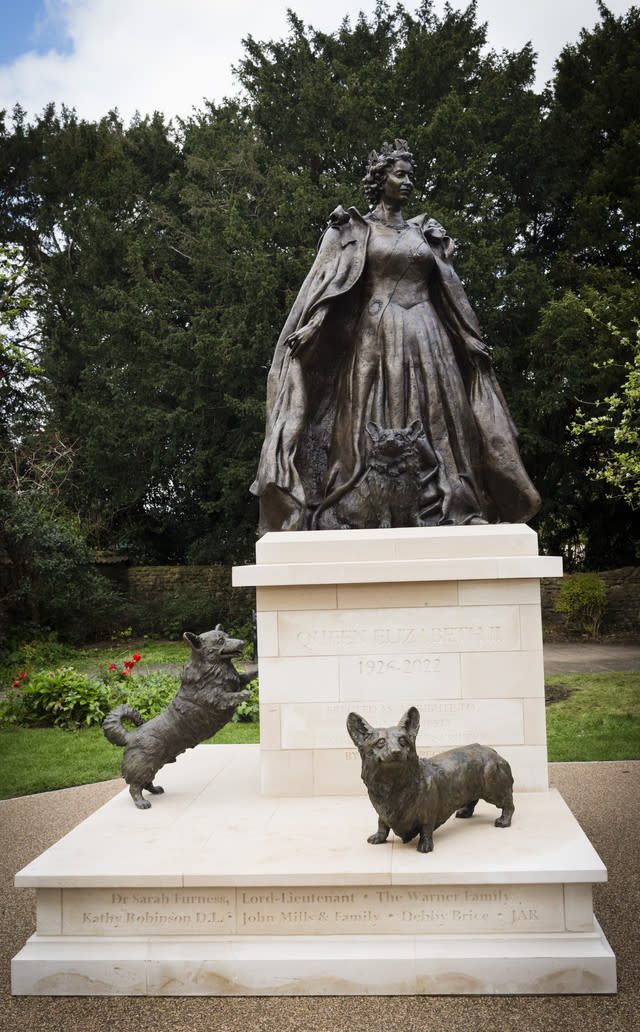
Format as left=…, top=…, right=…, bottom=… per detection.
left=66, top=884, right=563, bottom=937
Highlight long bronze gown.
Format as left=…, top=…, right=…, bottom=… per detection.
left=251, top=207, right=540, bottom=533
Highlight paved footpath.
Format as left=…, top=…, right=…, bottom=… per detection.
left=2, top=762, right=639, bottom=1032
left=543, top=642, right=640, bottom=674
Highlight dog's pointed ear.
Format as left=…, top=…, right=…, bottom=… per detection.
left=347, top=712, right=374, bottom=746
left=398, top=707, right=420, bottom=739
left=184, top=631, right=202, bottom=650
left=408, top=419, right=423, bottom=441
left=215, top=623, right=223, bottom=631
left=366, top=421, right=381, bottom=442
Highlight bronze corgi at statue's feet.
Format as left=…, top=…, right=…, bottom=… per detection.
left=347, top=706, right=514, bottom=853
left=363, top=420, right=424, bottom=528
left=103, top=627, right=252, bottom=809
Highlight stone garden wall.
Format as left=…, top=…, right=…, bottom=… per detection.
left=101, top=563, right=640, bottom=638
left=97, top=563, right=256, bottom=635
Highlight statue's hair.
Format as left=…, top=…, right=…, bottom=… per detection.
left=363, top=139, right=414, bottom=204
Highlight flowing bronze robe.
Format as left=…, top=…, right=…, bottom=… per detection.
left=251, top=206, right=540, bottom=533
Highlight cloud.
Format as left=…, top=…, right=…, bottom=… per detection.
left=0, top=0, right=381, bottom=123
left=0, top=0, right=634, bottom=126
left=1, top=0, right=241, bottom=122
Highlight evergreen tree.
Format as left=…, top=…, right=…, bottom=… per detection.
left=0, top=2, right=638, bottom=568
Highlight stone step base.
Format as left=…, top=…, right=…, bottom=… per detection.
left=12, top=746, right=617, bottom=996
left=12, top=924, right=615, bottom=995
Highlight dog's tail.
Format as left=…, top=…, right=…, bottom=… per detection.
left=102, top=704, right=144, bottom=746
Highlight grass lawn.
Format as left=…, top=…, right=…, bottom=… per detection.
left=545, top=671, right=640, bottom=761
left=70, top=640, right=192, bottom=673
left=0, top=722, right=260, bottom=800
left=0, top=639, right=192, bottom=680
left=1, top=642, right=637, bottom=798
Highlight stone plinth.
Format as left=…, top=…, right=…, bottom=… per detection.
left=12, top=745, right=616, bottom=996
left=12, top=525, right=617, bottom=996
left=233, top=526, right=562, bottom=795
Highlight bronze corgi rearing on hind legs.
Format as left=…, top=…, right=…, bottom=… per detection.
left=102, top=626, right=253, bottom=809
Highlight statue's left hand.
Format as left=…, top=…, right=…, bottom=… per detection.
left=466, top=338, right=492, bottom=362
left=286, top=322, right=318, bottom=358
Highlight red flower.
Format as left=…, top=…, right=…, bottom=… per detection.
left=109, top=663, right=117, bottom=670
left=132, top=653, right=141, bottom=662
left=122, top=669, right=130, bottom=676
left=124, top=661, right=134, bottom=670
left=19, top=672, right=26, bottom=679
left=13, top=681, right=20, bottom=688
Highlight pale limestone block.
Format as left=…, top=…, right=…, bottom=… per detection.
left=258, top=657, right=339, bottom=704
left=458, top=579, right=541, bottom=606
left=381, top=884, right=564, bottom=935
left=387, top=791, right=604, bottom=885
left=258, top=704, right=281, bottom=750
left=255, top=610, right=278, bottom=658
left=17, top=754, right=613, bottom=895
left=147, top=936, right=417, bottom=996
left=493, top=745, right=548, bottom=791
left=254, top=525, right=538, bottom=565
left=337, top=581, right=458, bottom=609
left=61, top=887, right=236, bottom=936
left=232, top=883, right=564, bottom=936
left=414, top=932, right=615, bottom=994
left=338, top=653, right=461, bottom=702
left=234, top=555, right=561, bottom=588
left=497, top=555, right=563, bottom=579
left=256, top=527, right=397, bottom=564
left=259, top=750, right=313, bottom=796
left=312, top=748, right=365, bottom=796
left=281, top=701, right=397, bottom=751
left=460, top=651, right=544, bottom=699
left=36, top=889, right=61, bottom=934
left=413, top=698, right=523, bottom=748
left=257, top=584, right=337, bottom=612
left=147, top=951, right=241, bottom=995
left=12, top=932, right=616, bottom=996
left=11, top=937, right=149, bottom=995
left=519, top=604, right=544, bottom=651
left=523, top=698, right=548, bottom=746
left=564, top=883, right=595, bottom=932
left=391, top=525, right=538, bottom=559
left=277, top=606, right=520, bottom=657
left=282, top=699, right=524, bottom=752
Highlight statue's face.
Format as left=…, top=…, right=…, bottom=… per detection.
left=381, top=159, right=414, bottom=206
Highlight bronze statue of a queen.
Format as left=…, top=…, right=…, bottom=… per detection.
left=251, top=140, right=540, bottom=533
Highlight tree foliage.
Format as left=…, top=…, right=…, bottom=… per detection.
left=571, top=317, right=640, bottom=507
left=0, top=1, right=638, bottom=574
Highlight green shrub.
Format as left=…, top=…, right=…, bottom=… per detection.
left=232, top=678, right=259, bottom=723
left=0, top=488, right=128, bottom=644
left=123, top=671, right=181, bottom=720
left=555, top=572, right=610, bottom=639
left=128, top=586, right=222, bottom=640
left=0, top=684, right=30, bottom=725
left=227, top=621, right=256, bottom=661
left=0, top=633, right=69, bottom=683
left=0, top=650, right=254, bottom=730
left=19, top=668, right=118, bottom=728
left=0, top=665, right=180, bottom=730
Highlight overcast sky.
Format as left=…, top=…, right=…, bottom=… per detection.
left=0, top=0, right=635, bottom=125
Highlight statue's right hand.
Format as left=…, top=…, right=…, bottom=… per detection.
left=286, top=322, right=317, bottom=358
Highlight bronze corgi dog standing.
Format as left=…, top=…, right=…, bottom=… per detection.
left=103, top=627, right=253, bottom=809
left=347, top=706, right=514, bottom=853
left=364, top=420, right=424, bottom=528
